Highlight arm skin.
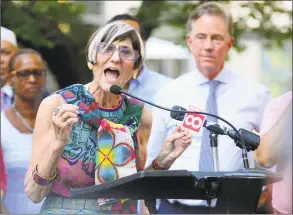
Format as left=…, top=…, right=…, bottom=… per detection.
left=24, top=94, right=67, bottom=203
left=256, top=101, right=292, bottom=168
left=136, top=107, right=152, bottom=171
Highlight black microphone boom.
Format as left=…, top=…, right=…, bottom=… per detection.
left=110, top=85, right=187, bottom=113
left=110, top=85, right=250, bottom=169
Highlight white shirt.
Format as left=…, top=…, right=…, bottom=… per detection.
left=1, top=111, right=43, bottom=214
left=145, top=66, right=271, bottom=207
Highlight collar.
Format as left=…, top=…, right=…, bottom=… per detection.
left=1, top=84, right=14, bottom=97
left=134, top=64, right=148, bottom=85
left=193, top=65, right=229, bottom=85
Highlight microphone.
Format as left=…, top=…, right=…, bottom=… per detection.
left=110, top=85, right=123, bottom=95
left=170, top=105, right=260, bottom=152
left=110, top=85, right=250, bottom=168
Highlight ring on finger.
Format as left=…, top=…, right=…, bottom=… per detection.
left=53, top=106, right=61, bottom=116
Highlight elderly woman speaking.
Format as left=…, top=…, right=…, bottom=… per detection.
left=24, top=21, right=192, bottom=214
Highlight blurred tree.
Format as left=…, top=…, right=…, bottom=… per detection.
left=2, top=0, right=292, bottom=89
left=1, top=0, right=95, bottom=89
left=132, top=0, right=292, bottom=52
left=132, top=0, right=292, bottom=97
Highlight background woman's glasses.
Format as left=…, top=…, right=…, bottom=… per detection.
left=11, top=69, right=46, bottom=80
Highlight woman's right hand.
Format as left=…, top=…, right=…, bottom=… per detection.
left=52, top=104, right=79, bottom=145
left=155, top=125, right=192, bottom=169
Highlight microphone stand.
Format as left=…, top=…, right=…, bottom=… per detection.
left=209, top=132, right=220, bottom=171
left=204, top=123, right=225, bottom=171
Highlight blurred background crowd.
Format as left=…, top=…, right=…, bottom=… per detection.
left=1, top=0, right=291, bottom=94
left=0, top=0, right=292, bottom=214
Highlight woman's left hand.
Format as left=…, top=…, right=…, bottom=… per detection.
left=156, top=125, right=192, bottom=169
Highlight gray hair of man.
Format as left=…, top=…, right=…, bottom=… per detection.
left=86, top=21, right=145, bottom=69
left=186, top=2, right=234, bottom=36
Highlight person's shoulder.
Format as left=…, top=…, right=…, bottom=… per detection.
left=54, top=84, right=84, bottom=95
left=40, top=85, right=82, bottom=110
left=269, top=90, right=292, bottom=107
left=152, top=72, right=195, bottom=104
left=146, top=69, right=173, bottom=83
left=275, top=90, right=292, bottom=101
left=157, top=72, right=194, bottom=93
left=39, top=94, right=63, bottom=109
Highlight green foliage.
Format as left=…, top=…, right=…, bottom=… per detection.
left=261, top=42, right=292, bottom=97
left=1, top=0, right=94, bottom=49
left=131, top=1, right=292, bottom=52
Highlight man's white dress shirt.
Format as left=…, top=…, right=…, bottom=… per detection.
left=145, top=66, right=271, bottom=207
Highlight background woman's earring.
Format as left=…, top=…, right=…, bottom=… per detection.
left=87, top=62, right=93, bottom=70
left=133, top=73, right=138, bottom=79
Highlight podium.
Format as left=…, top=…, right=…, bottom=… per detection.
left=70, top=168, right=282, bottom=214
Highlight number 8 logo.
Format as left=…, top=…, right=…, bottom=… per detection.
left=182, top=113, right=206, bottom=132
left=185, top=114, right=203, bottom=129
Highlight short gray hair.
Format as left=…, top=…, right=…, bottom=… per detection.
left=186, top=2, right=234, bottom=36
left=86, top=21, right=145, bottom=69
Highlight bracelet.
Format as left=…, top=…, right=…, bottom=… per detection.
left=152, top=159, right=167, bottom=170
left=32, top=164, right=56, bottom=186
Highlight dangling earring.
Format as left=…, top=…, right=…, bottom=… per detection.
left=87, top=62, right=93, bottom=70
left=133, top=73, right=138, bottom=79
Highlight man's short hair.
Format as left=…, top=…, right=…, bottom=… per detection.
left=186, top=2, right=234, bottom=36
left=107, top=14, right=145, bottom=41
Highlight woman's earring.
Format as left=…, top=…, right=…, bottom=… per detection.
left=87, top=62, right=93, bottom=70
left=133, top=73, right=138, bottom=79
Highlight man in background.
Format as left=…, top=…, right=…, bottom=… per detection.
left=107, top=14, right=172, bottom=111
left=1, top=26, right=51, bottom=111
left=145, top=2, right=270, bottom=213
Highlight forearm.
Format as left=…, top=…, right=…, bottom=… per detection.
left=144, top=151, right=173, bottom=170
left=24, top=140, right=64, bottom=203
left=256, top=104, right=291, bottom=168
left=256, top=130, right=281, bottom=168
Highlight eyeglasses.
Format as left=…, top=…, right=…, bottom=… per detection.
left=10, top=69, right=46, bottom=80
left=96, top=42, right=139, bottom=62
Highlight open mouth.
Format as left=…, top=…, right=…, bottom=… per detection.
left=104, top=67, right=120, bottom=82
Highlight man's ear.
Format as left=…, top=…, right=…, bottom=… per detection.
left=228, top=36, right=235, bottom=49
left=186, top=34, right=193, bottom=51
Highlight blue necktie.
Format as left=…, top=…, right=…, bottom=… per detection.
left=199, top=80, right=221, bottom=171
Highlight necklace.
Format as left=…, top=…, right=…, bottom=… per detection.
left=12, top=104, right=34, bottom=133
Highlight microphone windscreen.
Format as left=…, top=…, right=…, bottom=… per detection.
left=170, top=105, right=187, bottom=121
left=110, top=85, right=122, bottom=95
left=239, top=128, right=260, bottom=151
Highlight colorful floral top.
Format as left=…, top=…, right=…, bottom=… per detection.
left=46, top=84, right=143, bottom=213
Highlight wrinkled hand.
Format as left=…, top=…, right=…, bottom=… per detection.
left=52, top=104, right=79, bottom=146
left=156, top=126, right=192, bottom=169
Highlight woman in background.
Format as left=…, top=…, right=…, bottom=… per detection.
left=1, top=48, right=47, bottom=213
